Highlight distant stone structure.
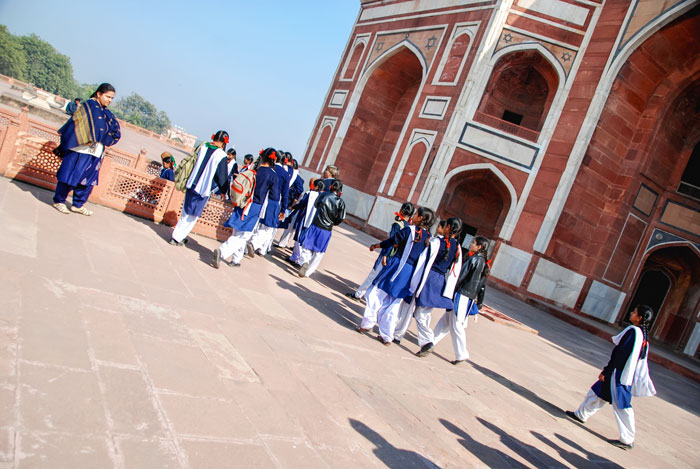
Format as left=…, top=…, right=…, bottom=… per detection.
left=166, top=124, right=197, bottom=148
left=301, top=0, right=700, bottom=356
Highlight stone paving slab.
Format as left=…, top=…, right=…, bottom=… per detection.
left=0, top=177, right=699, bottom=468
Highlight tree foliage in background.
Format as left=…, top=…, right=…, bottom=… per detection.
left=0, top=24, right=174, bottom=135
left=18, top=34, right=76, bottom=97
left=0, top=25, right=27, bottom=81
left=111, top=93, right=172, bottom=134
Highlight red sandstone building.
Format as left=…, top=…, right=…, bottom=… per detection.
left=300, top=0, right=700, bottom=357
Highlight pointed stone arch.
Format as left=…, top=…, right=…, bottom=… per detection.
left=436, top=163, right=518, bottom=241
left=329, top=44, right=425, bottom=202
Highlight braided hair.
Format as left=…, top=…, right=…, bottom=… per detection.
left=439, top=217, right=463, bottom=262
left=636, top=304, right=654, bottom=359
left=414, top=207, right=434, bottom=242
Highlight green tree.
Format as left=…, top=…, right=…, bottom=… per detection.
left=111, top=93, right=172, bottom=134
left=0, top=25, right=27, bottom=80
left=18, top=34, right=76, bottom=97
left=74, top=82, right=99, bottom=101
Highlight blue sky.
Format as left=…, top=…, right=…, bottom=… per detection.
left=0, top=0, right=359, bottom=158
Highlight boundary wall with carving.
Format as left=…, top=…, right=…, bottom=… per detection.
left=0, top=107, right=233, bottom=241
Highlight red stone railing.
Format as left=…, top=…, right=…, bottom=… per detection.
left=473, top=111, right=540, bottom=142
left=0, top=73, right=195, bottom=153
left=0, top=107, right=230, bottom=241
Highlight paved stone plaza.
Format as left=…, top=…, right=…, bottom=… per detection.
left=0, top=177, right=698, bottom=468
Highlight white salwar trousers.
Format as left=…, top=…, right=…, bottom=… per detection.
left=360, top=287, right=403, bottom=342
left=250, top=225, right=276, bottom=255
left=393, top=299, right=415, bottom=342
left=219, top=229, right=255, bottom=265
left=297, top=247, right=324, bottom=277
left=354, top=262, right=383, bottom=299
left=433, top=293, right=472, bottom=361
left=172, top=213, right=200, bottom=243
left=277, top=226, right=295, bottom=248
left=574, top=375, right=635, bottom=444
left=413, top=306, right=435, bottom=347
left=276, top=213, right=297, bottom=248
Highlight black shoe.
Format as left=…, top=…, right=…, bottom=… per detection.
left=355, top=325, right=370, bottom=334
left=212, top=248, right=222, bottom=269
left=345, top=292, right=363, bottom=302
left=565, top=411, right=585, bottom=424
left=608, top=439, right=633, bottom=450
left=451, top=359, right=466, bottom=365
left=416, top=343, right=434, bottom=357
left=245, top=242, right=255, bottom=258
left=392, top=338, right=401, bottom=345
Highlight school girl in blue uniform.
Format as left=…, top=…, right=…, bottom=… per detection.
left=213, top=148, right=278, bottom=267
left=566, top=305, right=656, bottom=450
left=356, top=207, right=435, bottom=345
left=347, top=202, right=414, bottom=301
left=395, top=217, right=463, bottom=351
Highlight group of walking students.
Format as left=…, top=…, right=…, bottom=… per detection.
left=50, top=83, right=657, bottom=451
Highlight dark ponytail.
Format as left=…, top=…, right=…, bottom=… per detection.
left=475, top=236, right=489, bottom=256
left=637, top=304, right=654, bottom=359
left=396, top=202, right=415, bottom=222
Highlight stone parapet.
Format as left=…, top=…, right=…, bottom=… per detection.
left=0, top=107, right=231, bottom=241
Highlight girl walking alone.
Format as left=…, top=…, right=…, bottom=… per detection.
left=566, top=305, right=656, bottom=450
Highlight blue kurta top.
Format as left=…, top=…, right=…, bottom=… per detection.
left=591, top=327, right=636, bottom=408
left=252, top=166, right=277, bottom=204
left=415, top=238, right=459, bottom=309
left=55, top=98, right=121, bottom=187
left=160, top=167, right=175, bottom=181
left=274, top=163, right=291, bottom=209
left=372, top=227, right=430, bottom=299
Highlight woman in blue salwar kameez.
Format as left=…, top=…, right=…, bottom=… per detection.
left=52, top=83, right=121, bottom=216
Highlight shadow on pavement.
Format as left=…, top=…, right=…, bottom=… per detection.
left=441, top=418, right=528, bottom=468
left=470, top=362, right=564, bottom=418
left=542, top=432, right=624, bottom=468
left=349, top=418, right=439, bottom=468
left=269, top=274, right=361, bottom=332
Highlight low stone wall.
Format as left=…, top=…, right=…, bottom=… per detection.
left=0, top=73, right=195, bottom=153
left=0, top=107, right=231, bottom=241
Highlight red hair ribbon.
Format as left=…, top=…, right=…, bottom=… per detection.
left=211, top=134, right=230, bottom=144
left=445, top=225, right=451, bottom=250
left=259, top=149, right=264, bottom=156
left=269, top=151, right=277, bottom=161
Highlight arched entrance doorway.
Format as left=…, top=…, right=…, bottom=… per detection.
left=628, top=246, right=700, bottom=350
left=437, top=169, right=511, bottom=246
left=334, top=46, right=423, bottom=195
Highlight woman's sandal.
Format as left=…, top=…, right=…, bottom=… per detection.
left=52, top=203, right=70, bottom=214
left=70, top=205, right=93, bottom=216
